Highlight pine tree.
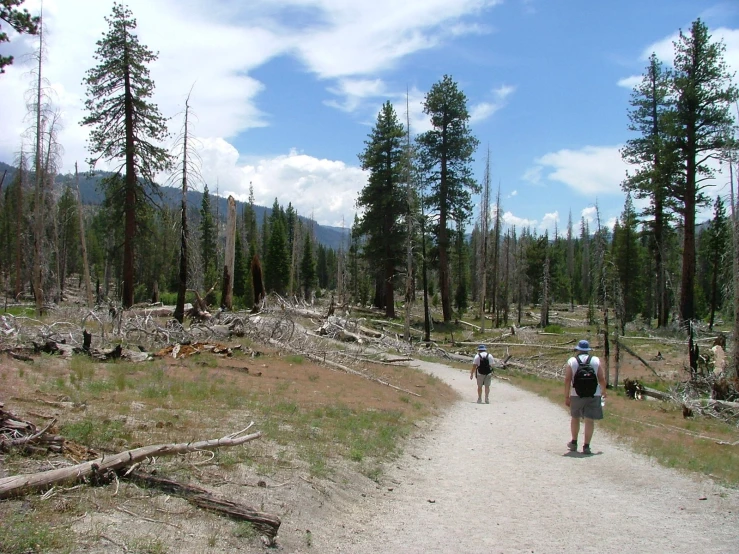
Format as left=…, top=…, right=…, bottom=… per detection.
left=621, top=53, right=677, bottom=327
left=199, top=185, right=218, bottom=304
left=265, top=216, right=289, bottom=295
left=671, top=19, right=738, bottom=323
left=612, top=193, right=644, bottom=322
left=55, top=185, right=80, bottom=296
left=417, top=75, right=480, bottom=322
left=697, top=196, right=730, bottom=329
left=357, top=101, right=407, bottom=318
left=81, top=3, right=171, bottom=308
left=0, top=0, right=39, bottom=73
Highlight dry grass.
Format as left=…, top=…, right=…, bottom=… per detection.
left=0, top=341, right=457, bottom=552
left=507, top=370, right=739, bottom=486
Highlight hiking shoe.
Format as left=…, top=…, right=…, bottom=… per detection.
left=567, top=440, right=578, bottom=452
left=485, top=398, right=490, bottom=404
left=582, top=445, right=592, bottom=455
left=477, top=398, right=482, bottom=404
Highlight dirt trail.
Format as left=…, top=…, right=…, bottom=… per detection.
left=303, top=359, right=739, bottom=554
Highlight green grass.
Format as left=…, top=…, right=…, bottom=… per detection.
left=127, top=536, right=168, bottom=554
left=233, top=522, right=258, bottom=540
left=60, top=417, right=131, bottom=449
left=0, top=512, right=70, bottom=554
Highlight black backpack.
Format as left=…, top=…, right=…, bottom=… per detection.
left=573, top=354, right=598, bottom=397
left=477, top=352, right=492, bottom=375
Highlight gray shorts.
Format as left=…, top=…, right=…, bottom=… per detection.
left=476, top=372, right=493, bottom=387
left=570, top=396, right=603, bottom=420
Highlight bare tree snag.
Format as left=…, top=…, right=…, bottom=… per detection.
left=222, top=195, right=236, bottom=310
left=0, top=426, right=261, bottom=500
left=187, top=283, right=216, bottom=320
left=124, top=471, right=281, bottom=544
left=251, top=254, right=266, bottom=309
left=75, top=163, right=94, bottom=307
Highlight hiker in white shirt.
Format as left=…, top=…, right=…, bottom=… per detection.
left=564, top=339, right=607, bottom=455
left=470, top=344, right=495, bottom=404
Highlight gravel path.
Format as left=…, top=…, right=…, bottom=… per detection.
left=308, top=359, right=739, bottom=554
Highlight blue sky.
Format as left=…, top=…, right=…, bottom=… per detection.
left=1, top=0, right=737, bottom=234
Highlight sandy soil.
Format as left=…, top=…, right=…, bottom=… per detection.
left=286, top=359, right=739, bottom=554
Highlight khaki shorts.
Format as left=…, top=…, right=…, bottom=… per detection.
left=570, top=396, right=603, bottom=420
left=476, top=372, right=493, bottom=387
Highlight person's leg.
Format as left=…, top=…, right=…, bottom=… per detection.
left=583, top=418, right=594, bottom=445
left=570, top=417, right=580, bottom=441
left=477, top=384, right=482, bottom=402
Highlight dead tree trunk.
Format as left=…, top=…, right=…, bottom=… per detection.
left=0, top=427, right=261, bottom=500
left=75, top=163, right=94, bottom=307
left=251, top=254, right=266, bottom=309
left=730, top=157, right=739, bottom=379
left=222, top=195, right=236, bottom=310
left=125, top=471, right=280, bottom=544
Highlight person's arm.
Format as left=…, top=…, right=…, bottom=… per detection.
left=470, top=355, right=478, bottom=379
left=564, top=362, right=573, bottom=406
left=598, top=362, right=607, bottom=398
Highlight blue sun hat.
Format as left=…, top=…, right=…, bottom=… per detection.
left=477, top=344, right=487, bottom=352
left=575, top=339, right=592, bottom=352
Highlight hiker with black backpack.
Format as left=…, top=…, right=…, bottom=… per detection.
left=470, top=344, right=495, bottom=404
left=564, top=340, right=607, bottom=455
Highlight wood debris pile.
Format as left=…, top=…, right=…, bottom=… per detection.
left=0, top=403, right=64, bottom=455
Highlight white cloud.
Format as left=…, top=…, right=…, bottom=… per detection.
left=326, top=78, right=389, bottom=113
left=470, top=84, right=515, bottom=123
left=1, top=0, right=503, bottom=202
left=502, top=211, right=536, bottom=230
left=509, top=190, right=518, bottom=197
left=526, top=145, right=628, bottom=196
left=208, top=148, right=368, bottom=227
left=617, top=75, right=642, bottom=89
left=293, top=0, right=502, bottom=78
left=540, top=211, right=559, bottom=235
left=581, top=206, right=597, bottom=225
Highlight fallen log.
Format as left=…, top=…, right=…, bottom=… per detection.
left=456, top=319, right=481, bottom=331
left=124, top=470, right=281, bottom=545
left=640, top=386, right=673, bottom=402
left=0, top=425, right=261, bottom=500
left=616, top=338, right=660, bottom=378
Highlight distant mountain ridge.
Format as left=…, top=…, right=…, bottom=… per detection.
left=0, top=161, right=349, bottom=250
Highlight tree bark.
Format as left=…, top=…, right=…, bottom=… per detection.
left=730, top=157, right=739, bottom=379
left=222, top=196, right=236, bottom=310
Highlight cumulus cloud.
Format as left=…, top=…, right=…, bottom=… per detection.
left=210, top=148, right=368, bottom=228
left=540, top=211, right=559, bottom=235
left=502, top=211, right=536, bottom=229
left=525, top=146, right=628, bottom=196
